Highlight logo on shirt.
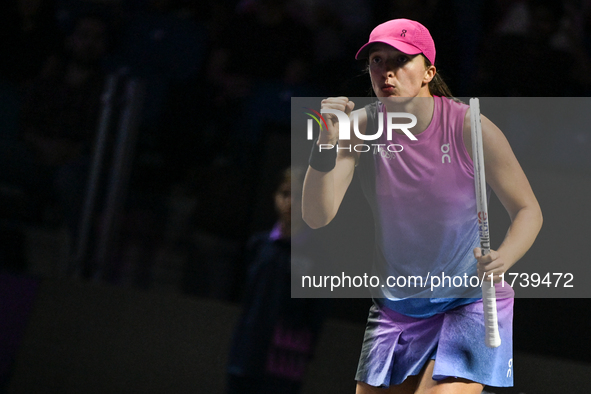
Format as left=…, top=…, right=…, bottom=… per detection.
left=373, top=144, right=403, bottom=160
left=441, top=143, right=451, bottom=163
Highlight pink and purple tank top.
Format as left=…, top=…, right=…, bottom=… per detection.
left=358, top=96, right=483, bottom=317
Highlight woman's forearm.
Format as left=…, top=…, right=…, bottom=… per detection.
left=497, top=205, right=543, bottom=270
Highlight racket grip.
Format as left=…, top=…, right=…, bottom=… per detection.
left=482, top=280, right=501, bottom=348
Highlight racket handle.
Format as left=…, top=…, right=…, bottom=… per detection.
left=482, top=280, right=501, bottom=348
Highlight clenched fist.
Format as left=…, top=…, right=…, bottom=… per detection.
left=318, top=97, right=355, bottom=145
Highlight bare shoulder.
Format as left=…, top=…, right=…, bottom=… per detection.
left=461, top=106, right=473, bottom=160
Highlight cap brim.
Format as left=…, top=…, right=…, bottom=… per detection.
left=355, top=40, right=422, bottom=60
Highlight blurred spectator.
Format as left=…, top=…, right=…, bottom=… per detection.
left=93, top=1, right=212, bottom=286
left=207, top=0, right=314, bottom=162
left=15, top=12, right=111, bottom=241
left=226, top=167, right=328, bottom=394
left=0, top=0, right=63, bottom=87
left=108, top=0, right=209, bottom=191
left=208, top=0, right=313, bottom=99
left=304, top=1, right=367, bottom=95
left=476, top=0, right=591, bottom=96
left=111, top=0, right=206, bottom=124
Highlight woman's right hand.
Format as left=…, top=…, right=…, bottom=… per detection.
left=319, top=97, right=355, bottom=146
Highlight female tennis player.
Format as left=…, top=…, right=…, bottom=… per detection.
left=301, top=19, right=542, bottom=393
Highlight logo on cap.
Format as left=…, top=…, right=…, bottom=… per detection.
left=355, top=18, right=436, bottom=64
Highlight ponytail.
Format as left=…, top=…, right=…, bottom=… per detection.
left=429, top=73, right=454, bottom=97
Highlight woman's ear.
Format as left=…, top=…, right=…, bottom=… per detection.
left=424, top=65, right=436, bottom=84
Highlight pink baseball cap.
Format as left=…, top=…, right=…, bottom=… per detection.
left=355, top=19, right=436, bottom=65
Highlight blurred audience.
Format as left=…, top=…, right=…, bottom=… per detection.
left=0, top=0, right=63, bottom=87
left=106, top=0, right=209, bottom=195
left=1, top=0, right=591, bottom=293
left=208, top=0, right=313, bottom=101
left=16, top=12, right=111, bottom=242
left=476, top=0, right=591, bottom=96
left=207, top=0, right=314, bottom=162
left=99, top=0, right=211, bottom=287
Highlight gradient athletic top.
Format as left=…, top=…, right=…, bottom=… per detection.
left=357, top=96, right=482, bottom=318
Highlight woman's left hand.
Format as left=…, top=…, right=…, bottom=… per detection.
left=474, top=247, right=508, bottom=284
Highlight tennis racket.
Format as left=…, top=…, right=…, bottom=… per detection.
left=470, top=98, right=501, bottom=348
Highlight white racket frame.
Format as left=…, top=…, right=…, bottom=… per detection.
left=470, top=98, right=501, bottom=348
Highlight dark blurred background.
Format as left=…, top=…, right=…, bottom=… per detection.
left=1, top=0, right=591, bottom=393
